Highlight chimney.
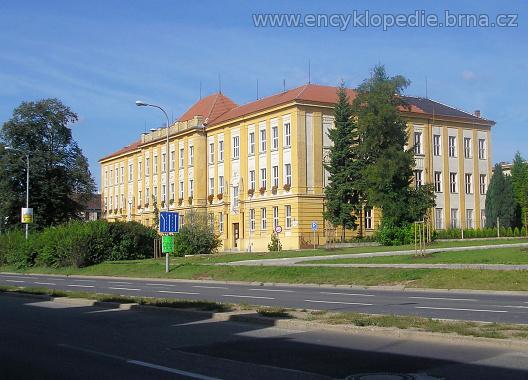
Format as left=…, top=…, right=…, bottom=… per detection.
left=474, top=110, right=481, bottom=118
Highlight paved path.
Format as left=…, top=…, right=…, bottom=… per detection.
left=2, top=272, right=528, bottom=324
left=223, top=242, right=528, bottom=267
left=3, top=294, right=528, bottom=380
left=296, top=263, right=528, bottom=270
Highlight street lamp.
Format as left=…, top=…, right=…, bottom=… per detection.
left=136, top=100, right=171, bottom=272
left=5, top=147, right=30, bottom=240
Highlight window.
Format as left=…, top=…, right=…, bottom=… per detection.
left=284, top=122, right=291, bottom=147
left=153, top=155, right=158, bottom=174
left=466, top=209, right=474, bottom=229
left=260, top=168, right=267, bottom=189
left=145, top=188, right=150, bottom=205
left=479, top=174, right=487, bottom=195
left=272, top=126, right=279, bottom=150
left=413, top=131, right=422, bottom=155
left=138, top=161, right=142, bottom=180
left=434, top=171, right=442, bottom=193
left=249, top=170, right=255, bottom=190
left=161, top=185, right=166, bottom=204
left=115, top=168, right=118, bottom=184
left=179, top=181, right=184, bottom=199
left=233, top=186, right=239, bottom=209
left=208, top=213, right=214, bottom=232
left=433, top=134, right=441, bottom=156
left=209, top=143, right=214, bottom=164
left=272, top=165, right=279, bottom=187
left=448, top=136, right=456, bottom=157
left=189, top=179, right=194, bottom=197
left=109, top=195, right=112, bottom=210
left=273, top=206, right=279, bottom=228
left=218, top=140, right=224, bottom=162
left=464, top=137, right=472, bottom=159
left=153, top=186, right=157, bottom=203
left=249, top=209, right=255, bottom=231
left=261, top=208, right=267, bottom=229
left=233, top=136, right=240, bottom=159
left=137, top=191, right=141, bottom=206
left=478, top=139, right=486, bottom=159
left=285, top=205, right=291, bottom=228
left=145, top=158, right=150, bottom=176
left=104, top=170, right=108, bottom=187
left=120, top=166, right=124, bottom=184
left=285, top=163, right=292, bottom=186
left=170, top=151, right=175, bottom=171
left=260, top=128, right=266, bottom=152
left=450, top=208, right=459, bottom=229
left=209, top=178, right=214, bottom=196
left=218, top=176, right=224, bottom=194
left=435, top=208, right=443, bottom=229
left=364, top=208, right=373, bottom=229
left=249, top=132, right=255, bottom=155
left=218, top=212, right=223, bottom=233
left=170, top=183, right=174, bottom=201
left=414, top=170, right=423, bottom=188
left=162, top=153, right=166, bottom=173
left=449, top=172, right=457, bottom=193
left=179, top=148, right=184, bottom=168
left=465, top=173, right=472, bottom=194
left=128, top=163, right=133, bottom=182
left=179, top=214, right=184, bottom=227
left=481, top=209, right=486, bottom=227
left=189, top=146, right=194, bottom=166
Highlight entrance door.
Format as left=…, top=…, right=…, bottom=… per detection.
left=233, top=223, right=240, bottom=248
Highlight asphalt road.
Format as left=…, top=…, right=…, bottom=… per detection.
left=1, top=272, right=528, bottom=324
left=1, top=293, right=528, bottom=380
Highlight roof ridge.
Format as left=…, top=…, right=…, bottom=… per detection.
left=204, top=92, right=221, bottom=122
left=294, top=83, right=310, bottom=99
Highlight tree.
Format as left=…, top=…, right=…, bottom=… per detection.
left=0, top=99, right=95, bottom=230
left=352, top=65, right=434, bottom=226
left=485, top=164, right=517, bottom=228
left=323, top=83, right=362, bottom=240
left=511, top=151, right=528, bottom=227
left=174, top=210, right=221, bottom=256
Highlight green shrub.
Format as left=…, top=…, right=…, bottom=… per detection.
left=108, top=221, right=157, bottom=261
left=174, top=211, right=221, bottom=256
left=268, top=233, right=282, bottom=251
left=376, top=223, right=415, bottom=246
left=0, top=230, right=37, bottom=268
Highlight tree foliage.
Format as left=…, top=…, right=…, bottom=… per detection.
left=511, top=151, right=528, bottom=226
left=174, top=211, right=221, bottom=256
left=323, top=83, right=362, bottom=238
left=0, top=99, right=95, bottom=229
left=485, top=164, right=517, bottom=228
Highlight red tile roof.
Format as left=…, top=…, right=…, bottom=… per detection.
left=178, top=92, right=237, bottom=124
left=99, top=139, right=141, bottom=161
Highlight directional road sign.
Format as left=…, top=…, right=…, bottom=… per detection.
left=159, top=211, right=179, bottom=233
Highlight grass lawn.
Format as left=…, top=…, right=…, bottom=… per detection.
left=305, top=246, right=528, bottom=265
left=3, top=258, right=528, bottom=291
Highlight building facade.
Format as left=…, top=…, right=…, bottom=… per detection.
left=100, top=84, right=494, bottom=251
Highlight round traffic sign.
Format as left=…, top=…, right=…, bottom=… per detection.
left=311, top=221, right=318, bottom=231
left=274, top=225, right=282, bottom=233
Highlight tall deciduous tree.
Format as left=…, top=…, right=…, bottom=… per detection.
left=324, top=83, right=362, bottom=240
left=353, top=65, right=434, bottom=226
left=0, top=99, right=95, bottom=229
left=485, top=164, right=517, bottom=228
left=511, top=151, right=528, bottom=227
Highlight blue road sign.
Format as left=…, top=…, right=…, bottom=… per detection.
left=159, top=211, right=179, bottom=233
left=311, top=221, right=318, bottom=231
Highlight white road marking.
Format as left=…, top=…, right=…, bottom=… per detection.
left=73, top=279, right=95, bottom=282
left=416, top=306, right=508, bottom=313
left=5, top=280, right=24, bottom=283
left=304, top=299, right=373, bottom=306
left=409, top=296, right=477, bottom=302
left=192, top=285, right=228, bottom=290
left=67, top=284, right=95, bottom=288
left=249, top=288, right=295, bottom=293
left=127, top=360, right=221, bottom=380
left=146, top=283, right=177, bottom=287
left=320, top=292, right=374, bottom=297
left=108, top=287, right=140, bottom=291
left=158, top=290, right=200, bottom=295
left=484, top=305, right=528, bottom=309
left=108, top=281, right=133, bottom=285
left=2, top=275, right=31, bottom=279
left=34, top=282, right=56, bottom=285
left=222, top=294, right=275, bottom=300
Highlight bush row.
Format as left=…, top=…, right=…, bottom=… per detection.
left=0, top=220, right=157, bottom=269
left=436, top=226, right=528, bottom=240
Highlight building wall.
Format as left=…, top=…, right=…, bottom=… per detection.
left=100, top=104, right=492, bottom=251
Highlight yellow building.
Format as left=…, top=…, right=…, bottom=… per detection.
left=99, top=84, right=494, bottom=251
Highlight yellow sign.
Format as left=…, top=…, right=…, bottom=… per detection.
left=21, top=208, right=33, bottom=224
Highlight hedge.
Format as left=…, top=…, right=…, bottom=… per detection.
left=435, top=227, right=527, bottom=240
left=0, top=220, right=157, bottom=269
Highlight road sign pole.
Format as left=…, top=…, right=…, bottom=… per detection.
left=165, top=249, right=169, bottom=273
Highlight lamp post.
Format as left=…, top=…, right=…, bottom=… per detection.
left=5, top=147, right=30, bottom=240
left=136, top=101, right=171, bottom=272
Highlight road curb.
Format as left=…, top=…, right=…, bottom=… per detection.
left=2, top=290, right=528, bottom=351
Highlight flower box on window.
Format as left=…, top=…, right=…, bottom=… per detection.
left=188, top=196, right=193, bottom=205
left=217, top=193, right=223, bottom=201
left=178, top=198, right=183, bottom=206
left=271, top=185, right=278, bottom=194
left=283, top=183, right=291, bottom=191
left=259, top=186, right=266, bottom=195
left=207, top=194, right=214, bottom=204
left=169, top=199, right=174, bottom=206
left=247, top=188, right=255, bottom=197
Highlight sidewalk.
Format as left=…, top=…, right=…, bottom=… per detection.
left=223, top=242, right=528, bottom=266
left=296, top=263, right=528, bottom=270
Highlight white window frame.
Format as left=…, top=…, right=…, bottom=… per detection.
left=478, top=139, right=486, bottom=160
left=479, top=174, right=487, bottom=195
left=285, top=163, right=292, bottom=186
left=249, top=170, right=255, bottom=190
left=179, top=148, right=184, bottom=168
left=272, top=126, right=279, bottom=150
left=435, top=208, right=443, bottom=229
left=364, top=208, right=373, bottom=230
left=448, top=136, right=456, bottom=157
left=209, top=143, right=214, bottom=164
left=284, top=122, right=291, bottom=148
left=146, top=157, right=150, bottom=176
left=209, top=177, right=215, bottom=196
left=434, top=171, right=442, bottom=193
left=260, top=128, right=266, bottom=153
left=273, top=206, right=279, bottom=228
left=128, top=163, right=133, bottom=182
left=189, top=146, right=194, bottom=166
left=465, top=173, right=473, bottom=194
left=413, top=131, right=422, bottom=155
left=261, top=208, right=267, bottom=230
left=232, top=136, right=240, bottom=159
left=464, top=137, right=472, bottom=159
left=218, top=140, right=224, bottom=162
left=414, top=170, right=422, bottom=188
left=162, top=152, right=166, bottom=173
left=179, top=181, right=184, bottom=199
left=189, top=179, right=194, bottom=197
left=285, top=205, right=291, bottom=228
left=450, top=208, right=459, bottom=229
left=433, top=134, right=441, bottom=156
left=233, top=186, right=239, bottom=209
left=466, top=209, right=474, bottom=229
left=153, top=155, right=158, bottom=174
left=219, top=176, right=224, bottom=194
left=272, top=165, right=279, bottom=188
left=249, top=208, right=255, bottom=231
left=218, top=212, right=224, bottom=233
left=170, top=151, right=175, bottom=171
left=450, top=172, right=457, bottom=193
left=260, top=168, right=267, bottom=189
left=249, top=132, right=255, bottom=155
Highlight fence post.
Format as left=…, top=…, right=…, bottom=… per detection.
left=497, top=217, right=500, bottom=238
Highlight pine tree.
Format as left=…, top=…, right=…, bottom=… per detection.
left=323, top=82, right=362, bottom=240
left=352, top=65, right=434, bottom=226
left=511, top=151, right=528, bottom=227
left=485, top=164, right=517, bottom=228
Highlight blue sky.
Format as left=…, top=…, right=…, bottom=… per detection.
left=1, top=1, right=526, bottom=187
